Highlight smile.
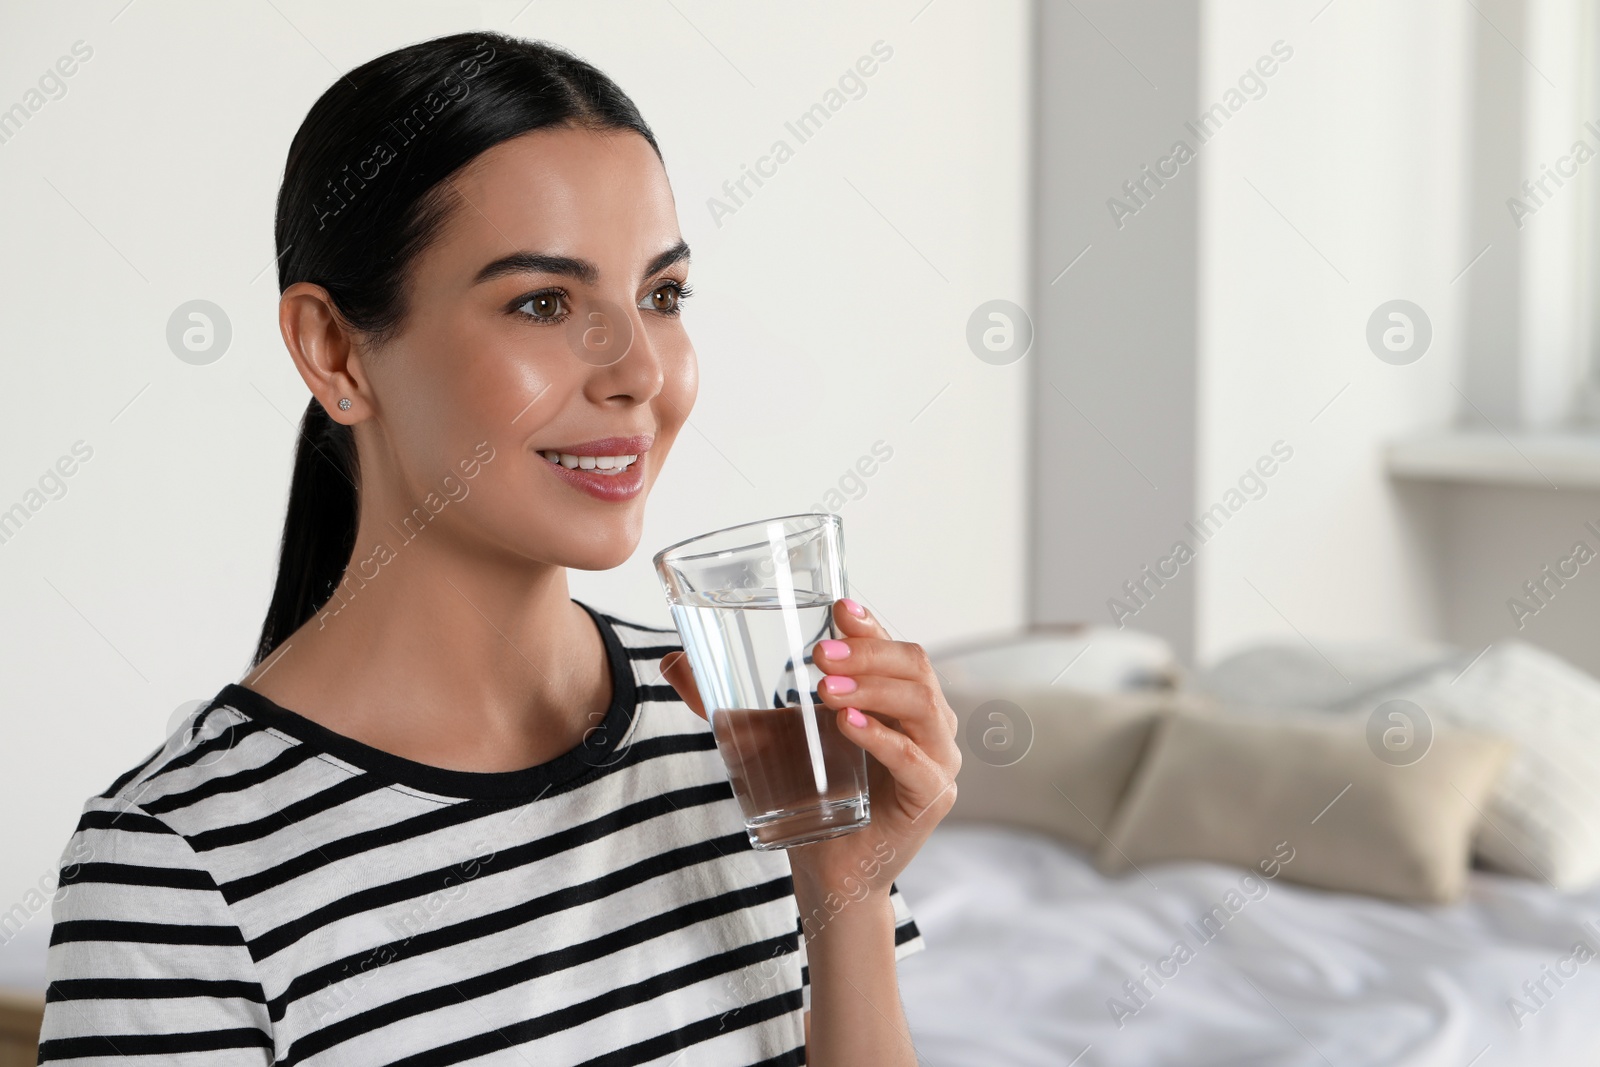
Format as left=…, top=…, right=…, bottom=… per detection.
left=539, top=450, right=639, bottom=475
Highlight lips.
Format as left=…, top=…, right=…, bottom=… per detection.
left=541, top=435, right=654, bottom=457
left=536, top=434, right=652, bottom=503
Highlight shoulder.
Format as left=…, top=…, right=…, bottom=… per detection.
left=44, top=707, right=272, bottom=1057
left=586, top=605, right=686, bottom=695
left=90, top=693, right=247, bottom=812
left=582, top=606, right=726, bottom=761
left=51, top=699, right=255, bottom=941
left=79, top=686, right=313, bottom=850
left=592, top=606, right=681, bottom=651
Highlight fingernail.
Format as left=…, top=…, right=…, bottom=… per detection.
left=846, top=708, right=868, bottom=728
left=822, top=675, right=858, bottom=696
left=817, top=639, right=850, bottom=660
left=841, top=598, right=866, bottom=618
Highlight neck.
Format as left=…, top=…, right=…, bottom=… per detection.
left=243, top=504, right=613, bottom=772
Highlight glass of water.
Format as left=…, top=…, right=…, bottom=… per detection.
left=653, top=513, right=871, bottom=850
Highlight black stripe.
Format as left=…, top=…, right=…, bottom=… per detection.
left=140, top=743, right=323, bottom=816
left=47, top=976, right=267, bottom=1004
left=187, top=774, right=391, bottom=852
left=190, top=697, right=229, bottom=738
left=269, top=829, right=758, bottom=1022
left=75, top=808, right=173, bottom=835
left=37, top=1025, right=272, bottom=1062
left=278, top=871, right=795, bottom=1062
left=248, top=780, right=736, bottom=960
left=602, top=613, right=677, bottom=635
left=570, top=990, right=803, bottom=1067
left=638, top=684, right=684, bottom=704
left=97, top=742, right=167, bottom=799
left=625, top=644, right=682, bottom=660
left=139, top=718, right=272, bottom=785
left=383, top=933, right=801, bottom=1067
left=50, top=919, right=246, bottom=947
left=894, top=920, right=922, bottom=948
left=222, top=790, right=525, bottom=904
left=58, top=861, right=218, bottom=892
left=220, top=732, right=716, bottom=904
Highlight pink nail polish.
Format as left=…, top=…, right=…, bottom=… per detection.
left=822, top=675, right=858, bottom=696
left=841, top=598, right=866, bottom=618
left=846, top=708, right=868, bottom=728
left=817, top=639, right=850, bottom=660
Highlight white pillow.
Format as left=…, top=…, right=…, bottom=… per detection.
left=1378, top=641, right=1600, bottom=890
left=1196, top=639, right=1463, bottom=713
left=930, top=626, right=1178, bottom=694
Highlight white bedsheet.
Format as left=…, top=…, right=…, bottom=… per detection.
left=895, top=823, right=1600, bottom=1066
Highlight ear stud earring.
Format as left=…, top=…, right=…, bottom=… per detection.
left=338, top=398, right=352, bottom=411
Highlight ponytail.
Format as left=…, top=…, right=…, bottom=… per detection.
left=251, top=398, right=360, bottom=666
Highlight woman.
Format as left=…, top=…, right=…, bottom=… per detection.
left=38, top=31, right=960, bottom=1066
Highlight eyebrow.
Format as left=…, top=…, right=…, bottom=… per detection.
left=473, top=239, right=691, bottom=287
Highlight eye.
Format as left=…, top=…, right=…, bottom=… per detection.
left=514, top=289, right=567, bottom=322
left=641, top=280, right=692, bottom=316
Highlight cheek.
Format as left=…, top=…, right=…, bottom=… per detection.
left=440, top=322, right=575, bottom=436
left=381, top=315, right=577, bottom=483
left=458, top=325, right=560, bottom=417
left=657, top=340, right=698, bottom=433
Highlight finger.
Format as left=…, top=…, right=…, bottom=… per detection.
left=838, top=706, right=958, bottom=822
left=815, top=673, right=955, bottom=755
left=660, top=651, right=707, bottom=720
left=831, top=597, right=891, bottom=642
left=811, top=634, right=933, bottom=684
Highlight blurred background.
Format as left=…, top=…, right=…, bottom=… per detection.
left=5, top=0, right=1600, bottom=1063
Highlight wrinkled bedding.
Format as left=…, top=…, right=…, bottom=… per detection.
left=896, top=823, right=1600, bottom=1066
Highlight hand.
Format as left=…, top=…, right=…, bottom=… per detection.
left=660, top=597, right=961, bottom=902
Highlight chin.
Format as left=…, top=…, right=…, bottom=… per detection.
left=562, top=546, right=636, bottom=571
left=549, top=528, right=640, bottom=572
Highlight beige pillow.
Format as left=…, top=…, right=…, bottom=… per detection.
left=1096, top=707, right=1515, bottom=903
left=943, top=687, right=1212, bottom=850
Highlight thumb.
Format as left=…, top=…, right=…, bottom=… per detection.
left=660, top=651, right=708, bottom=720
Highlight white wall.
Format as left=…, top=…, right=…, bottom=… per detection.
left=0, top=0, right=1029, bottom=947
left=1194, top=0, right=1471, bottom=662
left=1413, top=0, right=1600, bottom=674
left=1027, top=0, right=1202, bottom=662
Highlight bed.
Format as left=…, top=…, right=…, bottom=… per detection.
left=895, top=821, right=1600, bottom=1066
left=891, top=624, right=1600, bottom=1066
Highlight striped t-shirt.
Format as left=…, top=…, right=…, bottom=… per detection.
left=38, top=602, right=924, bottom=1065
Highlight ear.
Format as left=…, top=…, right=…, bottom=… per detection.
left=279, top=281, right=374, bottom=423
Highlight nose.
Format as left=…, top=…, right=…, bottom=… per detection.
left=579, top=298, right=664, bottom=407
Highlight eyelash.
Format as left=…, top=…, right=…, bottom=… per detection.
left=510, top=279, right=694, bottom=325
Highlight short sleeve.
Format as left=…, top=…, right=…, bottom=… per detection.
left=797, top=880, right=926, bottom=1012
left=888, top=880, right=927, bottom=961
left=36, top=798, right=273, bottom=1065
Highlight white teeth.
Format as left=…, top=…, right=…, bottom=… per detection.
left=540, top=450, right=640, bottom=474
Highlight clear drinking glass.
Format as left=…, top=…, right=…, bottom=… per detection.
left=654, top=513, right=871, bottom=850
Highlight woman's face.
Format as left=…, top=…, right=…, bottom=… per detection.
left=357, top=125, right=695, bottom=571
